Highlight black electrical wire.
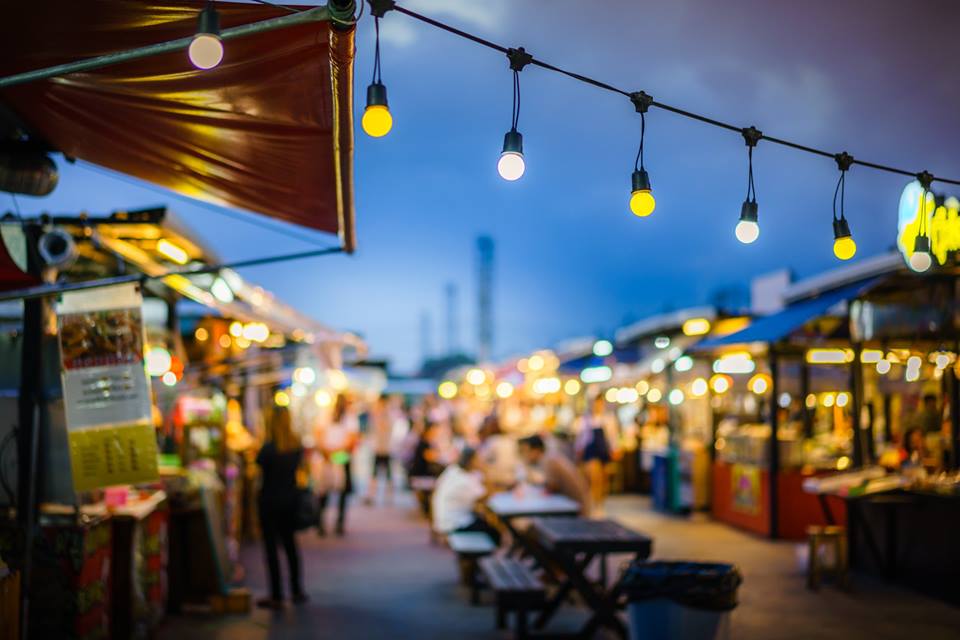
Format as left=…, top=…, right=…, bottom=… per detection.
left=511, top=69, right=521, bottom=131
left=833, top=170, right=846, bottom=222
left=388, top=2, right=960, bottom=187
left=634, top=111, right=646, bottom=172
left=372, top=16, right=382, bottom=84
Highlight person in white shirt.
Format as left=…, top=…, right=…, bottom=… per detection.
left=431, top=448, right=500, bottom=544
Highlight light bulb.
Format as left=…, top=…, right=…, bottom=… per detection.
left=498, top=129, right=525, bottom=181
left=832, top=218, right=856, bottom=260
left=362, top=82, right=392, bottom=137
left=629, top=169, right=655, bottom=217
left=909, top=235, right=932, bottom=273
left=735, top=200, right=759, bottom=244
left=189, top=5, right=223, bottom=70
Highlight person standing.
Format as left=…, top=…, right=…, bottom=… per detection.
left=256, top=406, right=306, bottom=609
left=575, top=394, right=619, bottom=513
left=317, top=394, right=359, bottom=536
left=365, top=394, right=395, bottom=505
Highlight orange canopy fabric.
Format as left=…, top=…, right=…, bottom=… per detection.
left=0, top=1, right=356, bottom=250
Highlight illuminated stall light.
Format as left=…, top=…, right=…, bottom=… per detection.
left=466, top=368, right=486, bottom=385
left=646, top=388, right=663, bottom=403
left=604, top=388, right=618, bottom=403
left=836, top=392, right=850, bottom=408
left=532, top=377, right=561, bottom=395
left=654, top=336, right=670, bottom=349
left=713, top=353, right=754, bottom=375
left=314, top=389, right=333, bottom=407
left=875, top=360, right=891, bottom=375
left=157, top=238, right=189, bottom=264
left=294, top=367, right=317, bottom=385
left=860, top=349, right=883, bottom=363
left=145, top=346, right=172, bottom=377
left=218, top=334, right=232, bottom=349
left=709, top=374, right=732, bottom=394
left=229, top=321, right=243, bottom=337
left=194, top=327, right=209, bottom=342
left=806, top=348, right=854, bottom=364
left=210, top=277, right=234, bottom=303
left=274, top=390, right=291, bottom=407
left=674, top=355, right=694, bottom=372
left=682, top=318, right=711, bottom=336
left=438, top=381, right=458, bottom=399
left=291, top=383, right=307, bottom=398
left=580, top=365, right=612, bottom=383
left=593, top=340, right=614, bottom=357
left=564, top=379, right=582, bottom=395
left=668, top=389, right=684, bottom=405
left=616, top=387, right=639, bottom=404
left=650, top=358, right=666, bottom=374
left=496, top=381, right=515, bottom=399
left=243, top=322, right=270, bottom=343
left=748, top=374, right=770, bottom=395
left=690, top=378, right=708, bottom=397
left=822, top=393, right=836, bottom=408
left=805, top=393, right=817, bottom=409
left=778, top=392, right=792, bottom=408
left=528, top=355, right=545, bottom=372
left=162, top=371, right=177, bottom=387
left=635, top=380, right=650, bottom=395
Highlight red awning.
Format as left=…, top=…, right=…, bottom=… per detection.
left=0, top=0, right=356, bottom=251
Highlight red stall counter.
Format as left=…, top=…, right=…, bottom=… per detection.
left=712, top=460, right=847, bottom=539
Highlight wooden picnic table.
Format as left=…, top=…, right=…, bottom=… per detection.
left=528, top=517, right=653, bottom=639
left=484, top=491, right=581, bottom=557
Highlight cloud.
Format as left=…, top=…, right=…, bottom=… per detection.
left=376, top=0, right=510, bottom=48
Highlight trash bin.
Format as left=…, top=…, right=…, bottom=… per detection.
left=623, top=561, right=742, bottom=640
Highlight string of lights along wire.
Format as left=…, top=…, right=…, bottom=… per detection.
left=182, top=1, right=957, bottom=272
left=354, top=0, right=960, bottom=270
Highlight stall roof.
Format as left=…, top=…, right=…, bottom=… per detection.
left=693, top=278, right=880, bottom=350
left=615, top=306, right=716, bottom=345
left=0, top=0, right=356, bottom=249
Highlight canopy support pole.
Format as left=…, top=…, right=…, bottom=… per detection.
left=768, top=349, right=780, bottom=540
left=0, top=6, right=349, bottom=89
left=850, top=343, right=866, bottom=467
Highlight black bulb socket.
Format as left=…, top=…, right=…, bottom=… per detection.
left=197, top=3, right=221, bottom=37
left=833, top=217, right=852, bottom=240
left=366, top=82, right=388, bottom=108
left=631, top=169, right=651, bottom=193
left=739, top=200, right=758, bottom=223
left=914, top=234, right=931, bottom=254
left=502, top=129, right=523, bottom=154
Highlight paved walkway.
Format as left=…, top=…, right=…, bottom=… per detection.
left=159, top=493, right=960, bottom=639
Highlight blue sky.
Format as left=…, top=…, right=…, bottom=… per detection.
left=15, top=0, right=960, bottom=372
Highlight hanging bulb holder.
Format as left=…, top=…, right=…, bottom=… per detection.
left=502, top=129, right=523, bottom=154
left=367, top=81, right=388, bottom=107
left=914, top=234, right=931, bottom=254
left=834, top=151, right=854, bottom=173
left=833, top=216, right=852, bottom=240
left=506, top=47, right=533, bottom=72
left=368, top=0, right=395, bottom=18
left=917, top=170, right=934, bottom=191
left=632, top=168, right=651, bottom=192
left=197, top=1, right=220, bottom=37
left=629, top=91, right=653, bottom=114
left=739, top=200, right=758, bottom=223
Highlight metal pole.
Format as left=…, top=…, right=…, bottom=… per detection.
left=800, top=361, right=813, bottom=439
left=16, top=224, right=44, bottom=640
left=768, top=350, right=780, bottom=540
left=953, top=340, right=960, bottom=471
left=850, top=343, right=866, bottom=467
left=0, top=6, right=341, bottom=89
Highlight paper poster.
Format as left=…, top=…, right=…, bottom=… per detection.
left=731, top=463, right=761, bottom=515
left=57, top=283, right=158, bottom=492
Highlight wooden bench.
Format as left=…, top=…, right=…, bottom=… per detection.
left=409, top=475, right=437, bottom=518
left=479, top=556, right=545, bottom=639
left=447, top=532, right=496, bottom=605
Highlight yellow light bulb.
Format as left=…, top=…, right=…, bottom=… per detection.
left=362, top=104, right=393, bottom=138
left=630, top=190, right=656, bottom=217
left=833, top=236, right=856, bottom=261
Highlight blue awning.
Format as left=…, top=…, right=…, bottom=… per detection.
left=557, top=346, right=640, bottom=374
left=694, top=278, right=879, bottom=349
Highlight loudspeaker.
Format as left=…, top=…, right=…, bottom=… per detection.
left=37, top=228, right=77, bottom=268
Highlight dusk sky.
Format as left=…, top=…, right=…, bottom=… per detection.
left=15, top=0, right=960, bottom=372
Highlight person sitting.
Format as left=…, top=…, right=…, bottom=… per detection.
left=431, top=448, right=500, bottom=544
left=518, top=434, right=590, bottom=515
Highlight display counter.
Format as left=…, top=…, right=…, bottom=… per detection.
left=711, top=423, right=849, bottom=539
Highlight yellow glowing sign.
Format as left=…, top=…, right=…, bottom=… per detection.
left=806, top=348, right=854, bottom=365
left=681, top=318, right=711, bottom=336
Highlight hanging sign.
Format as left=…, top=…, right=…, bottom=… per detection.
left=897, top=180, right=960, bottom=268
left=57, top=283, right=158, bottom=491
left=730, top=463, right=761, bottom=515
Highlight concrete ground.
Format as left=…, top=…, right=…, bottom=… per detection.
left=158, top=492, right=960, bottom=640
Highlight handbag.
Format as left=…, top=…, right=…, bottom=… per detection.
left=294, top=487, right=318, bottom=530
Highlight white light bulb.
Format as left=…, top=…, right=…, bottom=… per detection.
left=909, top=251, right=932, bottom=273
left=498, top=151, right=525, bottom=181
left=735, top=220, right=759, bottom=244
left=189, top=34, right=223, bottom=70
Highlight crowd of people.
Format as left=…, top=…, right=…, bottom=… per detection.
left=252, top=389, right=624, bottom=609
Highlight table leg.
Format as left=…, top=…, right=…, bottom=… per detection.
left=534, top=552, right=594, bottom=629
left=818, top=493, right=836, bottom=525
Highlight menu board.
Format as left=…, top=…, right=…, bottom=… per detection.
left=57, top=283, right=159, bottom=492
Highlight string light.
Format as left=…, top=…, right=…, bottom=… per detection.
left=498, top=48, right=532, bottom=181
left=735, top=127, right=762, bottom=244
left=629, top=91, right=655, bottom=217
left=832, top=152, right=856, bottom=260
left=909, top=171, right=934, bottom=273
left=362, top=12, right=393, bottom=137
left=189, top=1, right=224, bottom=70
